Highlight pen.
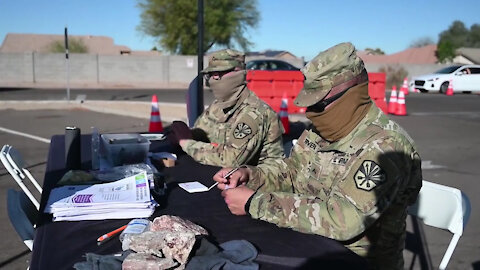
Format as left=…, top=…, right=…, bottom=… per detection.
left=223, top=166, right=243, bottom=189
left=208, top=182, right=219, bottom=190
left=97, top=224, right=127, bottom=245
left=224, top=167, right=240, bottom=179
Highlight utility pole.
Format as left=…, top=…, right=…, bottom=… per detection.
left=196, top=0, right=204, bottom=114
left=64, top=27, right=70, bottom=101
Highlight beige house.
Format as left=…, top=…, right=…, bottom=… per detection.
left=0, top=33, right=161, bottom=56
left=357, top=44, right=480, bottom=65
left=357, top=44, right=438, bottom=64
left=454, top=47, right=480, bottom=65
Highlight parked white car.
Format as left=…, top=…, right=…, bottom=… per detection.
left=410, top=65, right=480, bottom=94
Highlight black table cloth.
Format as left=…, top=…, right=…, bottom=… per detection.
left=30, top=135, right=367, bottom=270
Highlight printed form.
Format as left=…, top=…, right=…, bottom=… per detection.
left=45, top=172, right=157, bottom=221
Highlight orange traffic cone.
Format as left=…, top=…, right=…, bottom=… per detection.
left=279, top=92, right=290, bottom=134
left=401, top=77, right=409, bottom=95
left=396, top=91, right=407, bottom=116
left=387, top=86, right=398, bottom=115
left=149, top=95, right=163, bottom=132
left=446, top=80, right=454, bottom=96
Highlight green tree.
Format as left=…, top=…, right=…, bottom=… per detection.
left=467, top=24, right=480, bottom=47
left=436, top=40, right=455, bottom=63
left=409, top=37, right=434, bottom=48
left=364, top=47, right=385, bottom=55
left=137, top=0, right=260, bottom=55
left=379, top=65, right=408, bottom=90
left=436, top=20, right=480, bottom=63
left=49, top=38, right=88, bottom=53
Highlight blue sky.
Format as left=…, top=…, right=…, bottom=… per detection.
left=0, top=0, right=478, bottom=61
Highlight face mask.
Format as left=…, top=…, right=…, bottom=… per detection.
left=305, top=82, right=372, bottom=142
left=208, top=70, right=246, bottom=101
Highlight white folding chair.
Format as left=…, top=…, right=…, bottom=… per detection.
left=408, top=180, right=471, bottom=270
left=1, top=144, right=42, bottom=209
left=7, top=189, right=38, bottom=251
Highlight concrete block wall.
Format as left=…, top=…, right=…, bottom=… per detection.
left=168, top=56, right=200, bottom=83
left=98, top=55, right=167, bottom=84
left=0, top=52, right=453, bottom=89
left=0, top=52, right=34, bottom=83
left=34, top=53, right=99, bottom=84
left=0, top=52, right=207, bottom=88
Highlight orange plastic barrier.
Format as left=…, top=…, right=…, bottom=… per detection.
left=367, top=72, right=388, bottom=114
left=247, top=70, right=305, bottom=114
left=368, top=72, right=386, bottom=99
left=247, top=71, right=387, bottom=114
left=246, top=71, right=273, bottom=97
left=272, top=71, right=304, bottom=97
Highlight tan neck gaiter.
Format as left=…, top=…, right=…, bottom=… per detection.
left=209, top=70, right=247, bottom=105
left=306, top=82, right=372, bottom=142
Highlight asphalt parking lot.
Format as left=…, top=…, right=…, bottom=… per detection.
left=0, top=92, right=479, bottom=270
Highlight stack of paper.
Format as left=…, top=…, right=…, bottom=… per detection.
left=45, top=172, right=157, bottom=221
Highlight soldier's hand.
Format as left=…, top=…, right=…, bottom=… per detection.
left=221, top=186, right=255, bottom=215
left=167, top=121, right=192, bottom=145
left=213, top=167, right=249, bottom=190
left=179, top=139, right=188, bottom=148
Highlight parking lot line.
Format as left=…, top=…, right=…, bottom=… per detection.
left=0, top=126, right=50, bottom=144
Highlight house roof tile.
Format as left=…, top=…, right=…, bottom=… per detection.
left=358, top=44, right=438, bottom=64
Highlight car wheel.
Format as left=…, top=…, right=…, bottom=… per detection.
left=419, top=89, right=428, bottom=93
left=440, top=82, right=449, bottom=94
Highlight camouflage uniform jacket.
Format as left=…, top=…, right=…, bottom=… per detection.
left=181, top=89, right=285, bottom=167
left=246, top=105, right=422, bottom=269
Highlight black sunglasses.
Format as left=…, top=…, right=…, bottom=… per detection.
left=306, top=90, right=347, bottom=112
left=203, top=69, right=234, bottom=81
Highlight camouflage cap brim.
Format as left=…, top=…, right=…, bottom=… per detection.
left=293, top=85, right=330, bottom=107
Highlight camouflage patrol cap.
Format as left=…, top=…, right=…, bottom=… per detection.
left=294, top=42, right=366, bottom=107
left=202, top=49, right=246, bottom=73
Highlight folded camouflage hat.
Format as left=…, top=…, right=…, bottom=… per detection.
left=202, top=49, right=246, bottom=73
left=294, top=42, right=366, bottom=107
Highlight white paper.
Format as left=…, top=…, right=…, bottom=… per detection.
left=178, top=181, right=218, bottom=193
left=53, top=208, right=155, bottom=221
left=45, top=172, right=157, bottom=221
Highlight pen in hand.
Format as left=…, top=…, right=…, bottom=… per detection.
left=97, top=224, right=127, bottom=246
left=224, top=167, right=240, bottom=179
left=223, top=167, right=241, bottom=190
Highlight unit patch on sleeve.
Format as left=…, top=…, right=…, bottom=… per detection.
left=233, top=122, right=252, bottom=139
left=354, top=160, right=386, bottom=191
left=230, top=115, right=259, bottom=148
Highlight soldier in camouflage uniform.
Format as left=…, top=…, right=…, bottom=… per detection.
left=177, top=49, right=285, bottom=167
left=213, top=43, right=423, bottom=269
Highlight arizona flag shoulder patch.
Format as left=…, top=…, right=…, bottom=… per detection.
left=354, top=160, right=386, bottom=191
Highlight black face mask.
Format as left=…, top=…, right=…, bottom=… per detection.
left=306, top=89, right=347, bottom=112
